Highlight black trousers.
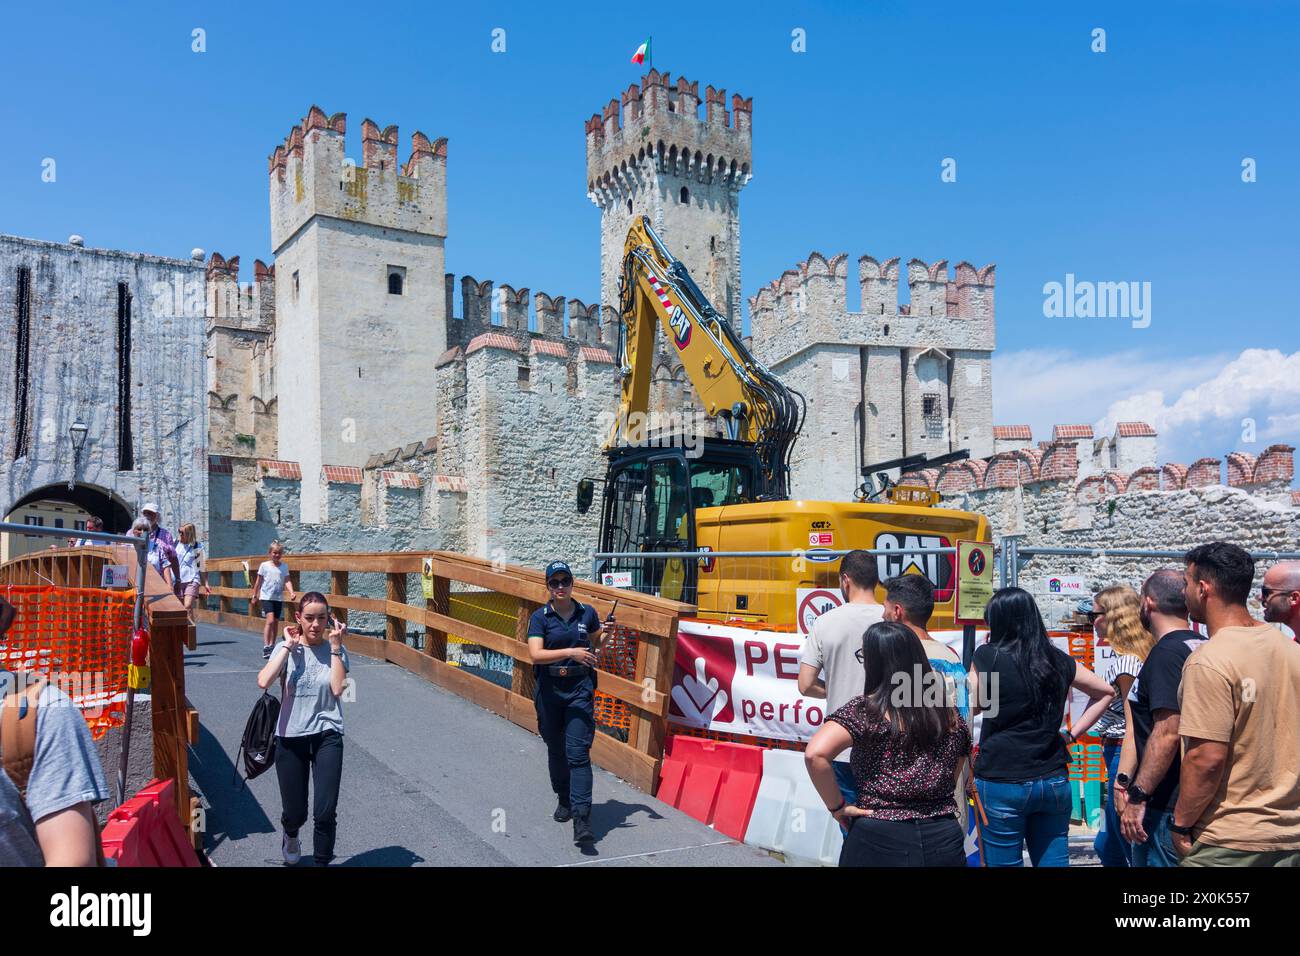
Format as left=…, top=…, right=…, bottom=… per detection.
left=275, top=730, right=343, bottom=864
left=839, top=814, right=966, bottom=867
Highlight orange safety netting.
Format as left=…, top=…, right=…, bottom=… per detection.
left=0, top=585, right=134, bottom=739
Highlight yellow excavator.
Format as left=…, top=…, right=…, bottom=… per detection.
left=579, top=217, right=991, bottom=631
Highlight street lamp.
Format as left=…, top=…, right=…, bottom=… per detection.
left=68, top=420, right=88, bottom=491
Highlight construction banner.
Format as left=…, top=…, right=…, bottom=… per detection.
left=669, top=619, right=974, bottom=742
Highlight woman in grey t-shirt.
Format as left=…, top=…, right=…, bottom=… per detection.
left=257, top=591, right=350, bottom=865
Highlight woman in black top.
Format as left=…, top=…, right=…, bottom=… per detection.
left=806, top=621, right=972, bottom=867
left=968, top=588, right=1113, bottom=866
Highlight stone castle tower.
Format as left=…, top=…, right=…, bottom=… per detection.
left=586, top=71, right=751, bottom=413
left=269, top=106, right=448, bottom=521
left=749, top=255, right=996, bottom=500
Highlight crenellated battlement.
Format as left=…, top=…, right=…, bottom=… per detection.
left=585, top=70, right=752, bottom=199
left=269, top=105, right=447, bottom=253
left=206, top=251, right=275, bottom=329
left=442, top=272, right=610, bottom=350
left=748, top=250, right=997, bottom=366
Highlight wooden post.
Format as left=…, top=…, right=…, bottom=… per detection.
left=425, top=575, right=449, bottom=660
left=220, top=571, right=233, bottom=614
left=633, top=620, right=680, bottom=763
left=511, top=599, right=540, bottom=699
left=386, top=572, right=407, bottom=646
left=331, top=570, right=348, bottom=625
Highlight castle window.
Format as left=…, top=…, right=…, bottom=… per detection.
left=710, top=236, right=716, bottom=252
left=387, top=265, right=406, bottom=296
left=679, top=187, right=689, bottom=204
left=517, top=365, right=530, bottom=384
left=292, top=271, right=300, bottom=303
left=883, top=324, right=890, bottom=336
left=13, top=266, right=32, bottom=459
left=626, top=199, right=633, bottom=215
left=922, top=393, right=944, bottom=439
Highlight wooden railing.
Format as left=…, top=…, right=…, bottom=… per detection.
left=0, top=545, right=200, bottom=845
left=198, top=551, right=691, bottom=792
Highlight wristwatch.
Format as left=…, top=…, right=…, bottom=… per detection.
left=1169, top=822, right=1195, bottom=837
left=1126, top=782, right=1150, bottom=804
left=1114, top=772, right=1131, bottom=788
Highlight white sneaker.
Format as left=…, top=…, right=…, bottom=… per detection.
left=282, top=833, right=301, bottom=865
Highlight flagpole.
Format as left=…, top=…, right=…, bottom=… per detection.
left=647, top=35, right=652, bottom=72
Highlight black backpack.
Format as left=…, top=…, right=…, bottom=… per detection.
left=233, top=690, right=281, bottom=787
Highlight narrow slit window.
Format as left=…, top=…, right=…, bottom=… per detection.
left=117, top=282, right=134, bottom=471
left=13, top=266, right=31, bottom=459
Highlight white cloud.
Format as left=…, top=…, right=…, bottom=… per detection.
left=992, top=348, right=1300, bottom=463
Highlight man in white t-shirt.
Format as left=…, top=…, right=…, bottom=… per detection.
left=798, top=550, right=885, bottom=811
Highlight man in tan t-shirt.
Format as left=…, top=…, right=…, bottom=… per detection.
left=1174, top=542, right=1300, bottom=866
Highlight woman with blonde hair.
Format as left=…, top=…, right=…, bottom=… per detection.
left=1087, top=585, right=1154, bottom=866
left=175, top=523, right=211, bottom=616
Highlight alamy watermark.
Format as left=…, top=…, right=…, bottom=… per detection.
left=1042, top=274, right=1151, bottom=328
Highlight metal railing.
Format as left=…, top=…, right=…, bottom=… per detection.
left=0, top=522, right=148, bottom=805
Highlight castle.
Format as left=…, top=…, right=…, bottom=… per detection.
left=1, top=71, right=1294, bottom=621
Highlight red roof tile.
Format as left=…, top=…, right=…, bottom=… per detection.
left=379, top=470, right=421, bottom=489
left=993, top=425, right=1032, bottom=441
left=579, top=346, right=615, bottom=364
left=465, top=332, right=521, bottom=355
left=530, top=339, right=569, bottom=358
left=322, top=465, right=363, bottom=484
left=258, top=459, right=302, bottom=480
left=1116, top=422, right=1157, bottom=437
left=1053, top=424, right=1094, bottom=440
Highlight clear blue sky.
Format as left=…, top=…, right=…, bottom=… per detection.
left=3, top=0, right=1297, bottom=462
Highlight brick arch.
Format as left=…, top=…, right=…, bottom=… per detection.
left=1126, top=466, right=1160, bottom=492
left=983, top=450, right=1038, bottom=489
left=1075, top=475, right=1107, bottom=505
left=1102, top=471, right=1129, bottom=496
left=936, top=459, right=988, bottom=495
left=1186, top=457, right=1222, bottom=488
left=1253, top=444, right=1296, bottom=485
left=1161, top=463, right=1188, bottom=490
left=898, top=468, right=939, bottom=490
left=1225, top=452, right=1257, bottom=487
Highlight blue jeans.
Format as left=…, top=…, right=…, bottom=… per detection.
left=976, top=774, right=1072, bottom=867
left=833, top=762, right=858, bottom=836
left=1131, top=808, right=1180, bottom=867
left=1094, top=741, right=1131, bottom=866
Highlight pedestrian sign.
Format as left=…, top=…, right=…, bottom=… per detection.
left=955, top=539, right=994, bottom=625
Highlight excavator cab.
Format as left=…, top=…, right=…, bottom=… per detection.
left=593, top=438, right=759, bottom=603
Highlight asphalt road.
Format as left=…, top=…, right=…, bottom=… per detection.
left=185, top=623, right=782, bottom=867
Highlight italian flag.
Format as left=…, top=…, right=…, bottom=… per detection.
left=631, top=36, right=651, bottom=65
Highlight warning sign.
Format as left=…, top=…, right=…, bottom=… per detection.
left=796, top=587, right=844, bottom=636
left=421, top=557, right=435, bottom=599
left=807, top=532, right=833, bottom=547
left=955, top=539, right=994, bottom=625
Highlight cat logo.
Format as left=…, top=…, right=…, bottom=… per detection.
left=668, top=306, right=691, bottom=349
left=874, top=532, right=955, bottom=596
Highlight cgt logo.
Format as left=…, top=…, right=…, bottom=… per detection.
left=875, top=533, right=955, bottom=597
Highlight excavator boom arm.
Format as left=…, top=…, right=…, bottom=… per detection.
left=609, top=217, right=804, bottom=498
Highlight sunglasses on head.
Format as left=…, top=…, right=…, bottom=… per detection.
left=547, top=577, right=573, bottom=588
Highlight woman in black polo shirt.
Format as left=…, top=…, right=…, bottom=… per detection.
left=969, top=587, right=1114, bottom=866
left=525, top=560, right=611, bottom=846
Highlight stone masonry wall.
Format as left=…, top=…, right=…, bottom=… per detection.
left=0, top=234, right=208, bottom=539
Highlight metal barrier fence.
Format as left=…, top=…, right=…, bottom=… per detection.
left=0, top=521, right=149, bottom=806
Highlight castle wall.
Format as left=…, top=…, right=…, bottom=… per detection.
left=0, top=234, right=208, bottom=540
left=945, top=480, right=1300, bottom=627
left=206, top=255, right=277, bottom=459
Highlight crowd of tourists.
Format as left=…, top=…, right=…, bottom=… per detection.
left=800, top=542, right=1300, bottom=868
